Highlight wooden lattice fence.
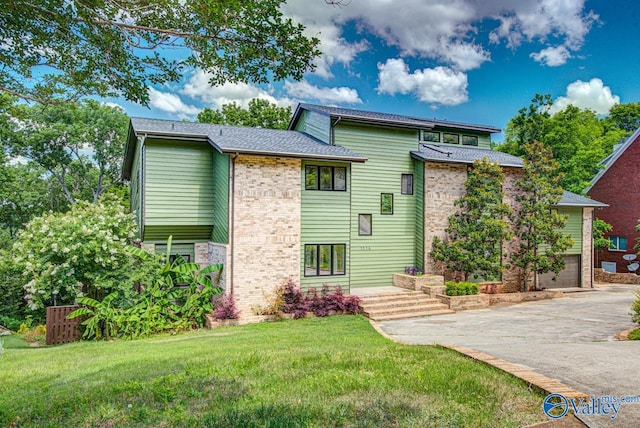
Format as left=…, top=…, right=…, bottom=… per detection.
left=46, top=305, right=81, bottom=345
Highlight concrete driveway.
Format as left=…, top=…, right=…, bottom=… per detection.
left=377, top=284, right=640, bottom=428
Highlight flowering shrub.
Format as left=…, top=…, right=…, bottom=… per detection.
left=404, top=266, right=423, bottom=276
left=10, top=195, right=137, bottom=318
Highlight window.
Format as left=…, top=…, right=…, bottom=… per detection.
left=381, top=193, right=393, bottom=215
left=609, top=236, right=627, bottom=251
left=462, top=135, right=478, bottom=146
left=401, top=174, right=414, bottom=195
left=423, top=131, right=440, bottom=142
left=359, top=214, right=372, bottom=236
left=305, top=165, right=346, bottom=191
left=304, top=244, right=346, bottom=276
left=443, top=133, right=460, bottom=144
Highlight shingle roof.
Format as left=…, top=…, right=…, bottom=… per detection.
left=123, top=118, right=367, bottom=179
left=410, top=144, right=524, bottom=167
left=585, top=127, right=640, bottom=192
left=292, top=103, right=502, bottom=133
left=557, top=190, right=607, bottom=208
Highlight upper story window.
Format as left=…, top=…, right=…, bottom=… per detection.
left=443, top=133, right=460, bottom=144
left=462, top=135, right=478, bottom=146
left=305, top=165, right=346, bottom=191
left=423, top=131, right=440, bottom=142
left=609, top=236, right=627, bottom=251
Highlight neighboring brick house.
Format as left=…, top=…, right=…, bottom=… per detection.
left=122, top=104, right=602, bottom=317
left=586, top=128, right=640, bottom=273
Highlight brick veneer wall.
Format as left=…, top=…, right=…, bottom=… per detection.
left=422, top=162, right=467, bottom=274
left=502, top=167, right=527, bottom=292
left=581, top=208, right=594, bottom=287
left=230, top=155, right=301, bottom=317
left=587, top=133, right=640, bottom=272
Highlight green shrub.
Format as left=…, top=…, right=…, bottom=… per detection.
left=632, top=290, right=640, bottom=324
left=445, top=281, right=479, bottom=296
left=628, top=328, right=640, bottom=341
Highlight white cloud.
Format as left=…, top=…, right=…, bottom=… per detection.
left=148, top=87, right=200, bottom=117
left=376, top=58, right=468, bottom=107
left=550, top=78, right=620, bottom=115
left=284, top=80, right=362, bottom=105
left=283, top=0, right=596, bottom=76
left=180, top=70, right=295, bottom=109
left=530, top=46, right=571, bottom=66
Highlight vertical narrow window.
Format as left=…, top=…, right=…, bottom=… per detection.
left=305, top=166, right=318, bottom=190
left=334, top=167, right=346, bottom=191
left=320, top=166, right=333, bottom=190
left=333, top=244, right=346, bottom=275
left=381, top=193, right=394, bottom=215
left=359, top=214, right=372, bottom=236
left=304, top=245, right=318, bottom=276
left=319, top=244, right=332, bottom=276
left=401, top=174, right=414, bottom=195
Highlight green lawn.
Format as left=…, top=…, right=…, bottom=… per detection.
left=0, top=316, right=546, bottom=427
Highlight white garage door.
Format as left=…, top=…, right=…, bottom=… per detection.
left=538, top=255, right=581, bottom=288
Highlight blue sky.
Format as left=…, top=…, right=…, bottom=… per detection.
left=114, top=0, right=640, bottom=143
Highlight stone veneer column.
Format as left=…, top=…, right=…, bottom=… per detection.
left=582, top=207, right=594, bottom=288
left=230, top=155, right=301, bottom=317
left=501, top=167, right=526, bottom=292
left=423, top=162, right=467, bottom=274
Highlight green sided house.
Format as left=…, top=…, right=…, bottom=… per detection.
left=122, top=104, right=604, bottom=317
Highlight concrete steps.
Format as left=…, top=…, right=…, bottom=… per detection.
left=359, top=291, right=454, bottom=321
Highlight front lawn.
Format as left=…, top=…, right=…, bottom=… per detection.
left=0, top=316, right=545, bottom=427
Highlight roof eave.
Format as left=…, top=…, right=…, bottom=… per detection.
left=219, top=147, right=367, bottom=163
left=586, top=127, right=640, bottom=192
left=410, top=152, right=523, bottom=168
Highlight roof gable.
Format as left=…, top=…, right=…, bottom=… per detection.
left=585, top=127, right=640, bottom=192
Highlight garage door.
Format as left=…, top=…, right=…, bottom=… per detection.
left=538, top=255, right=581, bottom=288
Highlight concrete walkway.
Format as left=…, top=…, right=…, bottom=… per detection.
left=377, top=284, right=640, bottom=428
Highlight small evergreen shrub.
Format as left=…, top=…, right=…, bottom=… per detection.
left=445, top=281, right=479, bottom=296
left=631, top=290, right=640, bottom=324
left=628, top=328, right=640, bottom=341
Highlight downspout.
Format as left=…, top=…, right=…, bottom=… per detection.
left=229, top=153, right=239, bottom=295
left=330, top=116, right=342, bottom=145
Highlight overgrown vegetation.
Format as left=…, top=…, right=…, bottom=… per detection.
left=431, top=158, right=512, bottom=282
left=628, top=328, right=640, bottom=341
left=197, top=99, right=292, bottom=130
left=445, top=281, right=480, bottom=296
left=0, top=316, right=546, bottom=427
left=258, top=278, right=360, bottom=319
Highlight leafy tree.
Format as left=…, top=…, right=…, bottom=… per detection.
left=431, top=158, right=512, bottom=281
left=197, top=98, right=292, bottom=129
left=9, top=195, right=138, bottom=319
left=0, top=0, right=320, bottom=104
left=511, top=141, right=573, bottom=291
left=593, top=219, right=613, bottom=252
left=608, top=102, right=640, bottom=133
left=498, top=94, right=627, bottom=193
left=5, top=100, right=129, bottom=204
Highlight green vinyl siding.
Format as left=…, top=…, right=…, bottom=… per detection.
left=414, top=160, right=424, bottom=270
left=143, top=226, right=212, bottom=241
left=294, top=110, right=330, bottom=144
left=211, top=151, right=229, bottom=244
left=301, top=160, right=351, bottom=290
left=559, top=207, right=582, bottom=255
left=130, top=138, right=142, bottom=236
left=144, top=138, right=214, bottom=227
left=335, top=123, right=418, bottom=287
